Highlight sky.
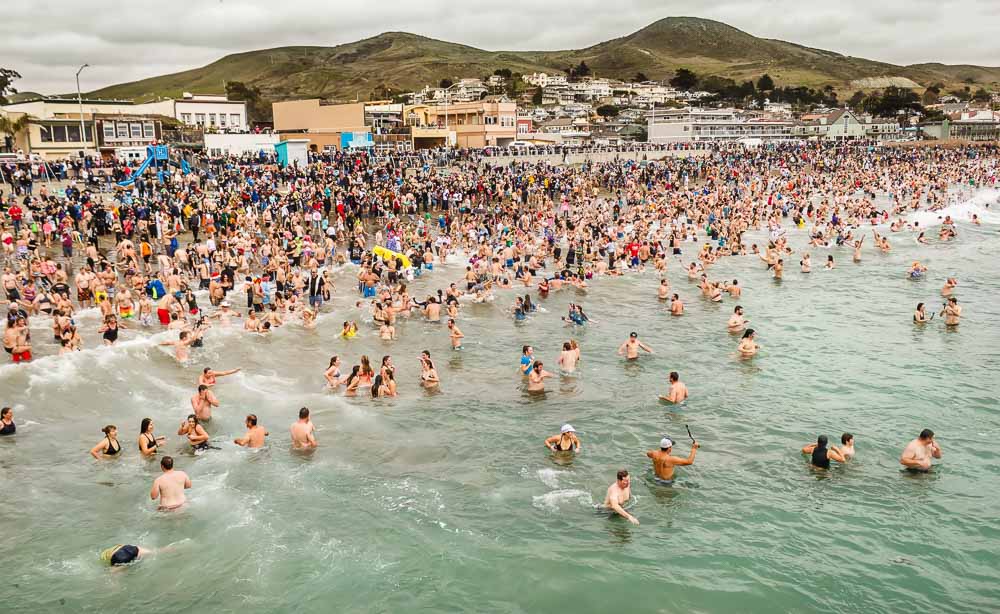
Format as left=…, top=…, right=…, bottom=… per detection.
left=3, top=0, right=999, bottom=95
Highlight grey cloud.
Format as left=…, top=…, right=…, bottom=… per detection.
left=2, top=0, right=998, bottom=94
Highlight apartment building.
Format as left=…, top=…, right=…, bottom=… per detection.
left=424, top=99, right=517, bottom=148
left=136, top=93, right=248, bottom=132
left=647, top=108, right=796, bottom=143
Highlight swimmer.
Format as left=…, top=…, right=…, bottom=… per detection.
left=658, top=371, right=688, bottom=404
left=617, top=331, right=653, bottom=360
left=940, top=297, right=961, bottom=326
left=89, top=424, right=122, bottom=459
left=234, top=414, right=268, bottom=448
left=149, top=455, right=191, bottom=510
left=520, top=345, right=535, bottom=375
left=290, top=407, right=317, bottom=449
left=908, top=261, right=928, bottom=279
left=603, top=469, right=638, bottom=525
left=0, top=407, right=14, bottom=436
left=557, top=341, right=579, bottom=372
left=646, top=436, right=699, bottom=484
left=158, top=330, right=199, bottom=362
left=527, top=361, right=552, bottom=392
left=801, top=435, right=848, bottom=468
left=324, top=356, right=343, bottom=389
left=447, top=319, right=464, bottom=350
left=100, top=544, right=156, bottom=567
left=190, top=385, right=219, bottom=421
left=913, top=302, right=933, bottom=323
left=545, top=424, right=581, bottom=453
left=199, top=367, right=240, bottom=387
left=727, top=305, right=749, bottom=332
left=669, top=294, right=684, bottom=315
left=657, top=279, right=671, bottom=300
left=177, top=414, right=210, bottom=450
left=737, top=329, right=760, bottom=357
left=419, top=350, right=440, bottom=388
left=941, top=277, right=957, bottom=297
left=138, top=418, right=166, bottom=457
left=800, top=253, right=811, bottom=273
left=900, top=429, right=942, bottom=472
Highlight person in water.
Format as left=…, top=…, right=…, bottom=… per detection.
left=0, top=406, right=15, bottom=436
left=177, top=414, right=210, bottom=451
left=658, top=371, right=688, bottom=404
left=900, top=429, right=942, bottom=472
left=138, top=417, right=166, bottom=457
left=941, top=297, right=962, bottom=326
left=646, top=436, right=699, bottom=485
left=90, top=424, right=122, bottom=459
left=913, top=302, right=933, bottom=323
left=234, top=414, right=269, bottom=448
left=603, top=469, right=638, bottom=525
left=544, top=424, right=581, bottom=453
left=290, top=407, right=317, bottom=449
left=100, top=544, right=156, bottom=567
left=800, top=435, right=848, bottom=469
left=737, top=329, right=760, bottom=357
left=149, top=455, right=191, bottom=511
left=617, top=331, right=653, bottom=360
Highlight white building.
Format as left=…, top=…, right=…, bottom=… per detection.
left=203, top=133, right=280, bottom=157
left=647, top=107, right=796, bottom=143
left=793, top=109, right=902, bottom=141
left=134, top=93, right=248, bottom=132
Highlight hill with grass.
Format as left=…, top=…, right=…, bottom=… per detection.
left=86, top=17, right=1000, bottom=103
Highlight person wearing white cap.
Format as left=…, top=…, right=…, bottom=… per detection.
left=544, top=424, right=581, bottom=453
left=646, top=436, right=699, bottom=485
left=209, top=300, right=241, bottom=326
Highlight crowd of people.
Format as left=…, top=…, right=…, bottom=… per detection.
left=2, top=139, right=995, bottom=560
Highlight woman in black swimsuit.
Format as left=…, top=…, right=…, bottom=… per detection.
left=544, top=424, right=581, bottom=453
left=99, top=315, right=123, bottom=346
left=90, top=425, right=121, bottom=458
left=0, top=407, right=15, bottom=436
left=138, top=417, right=165, bottom=457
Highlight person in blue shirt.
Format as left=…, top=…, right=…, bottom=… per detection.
left=146, top=277, right=166, bottom=299
left=519, top=345, right=534, bottom=375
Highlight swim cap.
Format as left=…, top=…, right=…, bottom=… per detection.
left=561, top=424, right=575, bottom=434
left=100, top=544, right=124, bottom=563
left=660, top=437, right=673, bottom=449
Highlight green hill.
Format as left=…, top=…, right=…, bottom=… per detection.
left=86, top=17, right=1000, bottom=103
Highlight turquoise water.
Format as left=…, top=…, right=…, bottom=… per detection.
left=1, top=198, right=998, bottom=613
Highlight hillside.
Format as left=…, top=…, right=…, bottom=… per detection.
left=87, top=17, right=1000, bottom=103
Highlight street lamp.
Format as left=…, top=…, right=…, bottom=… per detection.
left=76, top=63, right=89, bottom=159
left=441, top=81, right=463, bottom=146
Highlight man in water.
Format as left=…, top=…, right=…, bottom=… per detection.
left=727, top=305, right=749, bottom=333
left=234, top=414, right=268, bottom=448
left=604, top=469, right=638, bottom=525
left=290, top=407, right=317, bottom=449
left=190, top=385, right=219, bottom=421
left=149, top=456, right=191, bottom=510
left=658, top=371, right=688, bottom=404
left=447, top=319, right=464, bottom=350
left=900, top=429, right=942, bottom=472
left=646, top=437, right=699, bottom=484
left=100, top=544, right=160, bottom=567
left=941, top=297, right=961, bottom=326
left=617, top=332, right=653, bottom=360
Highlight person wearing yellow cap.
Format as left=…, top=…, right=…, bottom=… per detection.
left=100, top=544, right=151, bottom=567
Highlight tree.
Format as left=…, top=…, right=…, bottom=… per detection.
left=0, top=113, right=31, bottom=152
left=225, top=81, right=271, bottom=124
left=756, top=74, right=775, bottom=91
left=493, top=68, right=512, bottom=80
left=972, top=88, right=990, bottom=102
left=847, top=90, right=865, bottom=109
left=0, top=68, right=22, bottom=105
left=634, top=72, right=649, bottom=83
left=575, top=61, right=591, bottom=78
left=439, top=78, right=454, bottom=89
left=531, top=87, right=543, bottom=106
left=921, top=85, right=941, bottom=106
left=669, top=68, right=698, bottom=91
left=596, top=104, right=620, bottom=118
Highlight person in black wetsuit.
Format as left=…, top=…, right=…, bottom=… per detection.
left=801, top=435, right=847, bottom=468
left=0, top=407, right=15, bottom=436
left=90, top=425, right=121, bottom=458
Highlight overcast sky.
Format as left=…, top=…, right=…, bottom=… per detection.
left=4, top=0, right=999, bottom=95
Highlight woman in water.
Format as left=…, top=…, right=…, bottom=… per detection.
left=544, top=424, right=581, bottom=453
left=324, top=356, right=342, bottom=389
left=737, top=329, right=760, bottom=357
left=913, top=302, right=933, bottom=323
left=358, top=355, right=374, bottom=388
left=419, top=352, right=440, bottom=388
left=825, top=255, right=835, bottom=270
left=343, top=365, right=361, bottom=397
left=557, top=341, right=579, bottom=372
left=90, top=425, right=122, bottom=459
left=177, top=414, right=210, bottom=451
left=138, top=418, right=166, bottom=457
left=98, top=315, right=126, bottom=346
left=0, top=407, right=15, bottom=436
left=908, top=261, right=928, bottom=279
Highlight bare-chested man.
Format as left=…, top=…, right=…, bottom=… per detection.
left=190, top=385, right=219, bottom=421
left=617, top=332, right=653, bottom=360
left=290, top=407, right=317, bottom=449
left=659, top=371, right=688, bottom=404
left=646, top=437, right=699, bottom=484
left=941, top=297, right=961, bottom=326
left=727, top=305, right=749, bottom=332
left=149, top=456, right=191, bottom=511
left=900, top=429, right=942, bottom=472
left=603, top=469, right=638, bottom=525
left=234, top=414, right=268, bottom=448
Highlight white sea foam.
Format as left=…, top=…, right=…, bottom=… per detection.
left=531, top=489, right=592, bottom=512
left=536, top=468, right=563, bottom=489
left=908, top=189, right=1000, bottom=228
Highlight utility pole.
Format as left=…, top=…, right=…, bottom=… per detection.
left=76, top=63, right=90, bottom=159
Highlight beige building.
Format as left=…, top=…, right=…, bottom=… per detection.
left=424, top=99, right=517, bottom=148
left=271, top=99, right=368, bottom=152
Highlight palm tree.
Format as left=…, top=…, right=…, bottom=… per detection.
left=0, top=113, right=31, bottom=152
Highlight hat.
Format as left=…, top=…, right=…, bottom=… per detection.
left=220, top=301, right=230, bottom=307
left=660, top=437, right=674, bottom=449
left=560, top=424, right=575, bottom=434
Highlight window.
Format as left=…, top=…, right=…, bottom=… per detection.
left=39, top=126, right=51, bottom=142
left=51, top=125, right=68, bottom=142
left=116, top=123, right=129, bottom=138
left=130, top=123, right=142, bottom=139
left=209, top=114, right=217, bottom=126
left=103, top=123, right=115, bottom=140
left=219, top=114, right=227, bottom=127
left=143, top=122, right=155, bottom=139
left=195, top=114, right=205, bottom=125
left=181, top=113, right=192, bottom=124
left=66, top=125, right=82, bottom=142
left=230, top=114, right=240, bottom=127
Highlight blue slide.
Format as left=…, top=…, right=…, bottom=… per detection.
left=117, top=155, right=154, bottom=187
